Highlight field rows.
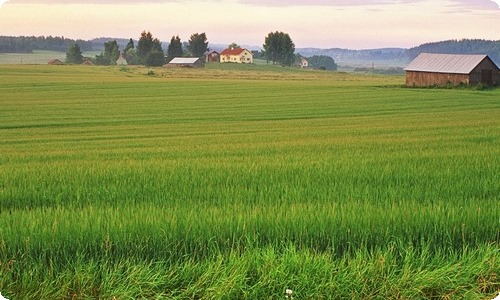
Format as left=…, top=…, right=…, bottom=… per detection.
left=0, top=65, right=499, bottom=299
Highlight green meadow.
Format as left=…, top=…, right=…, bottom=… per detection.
left=0, top=64, right=498, bottom=299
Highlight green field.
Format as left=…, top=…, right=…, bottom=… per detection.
left=0, top=65, right=499, bottom=299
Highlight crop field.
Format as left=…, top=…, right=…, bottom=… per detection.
left=0, top=65, right=499, bottom=299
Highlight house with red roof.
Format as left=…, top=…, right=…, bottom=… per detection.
left=220, top=47, right=253, bottom=64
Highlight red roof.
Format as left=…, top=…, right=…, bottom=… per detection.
left=220, top=48, right=246, bottom=56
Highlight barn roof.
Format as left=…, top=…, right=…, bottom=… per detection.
left=405, top=53, right=496, bottom=74
left=169, top=57, right=202, bottom=64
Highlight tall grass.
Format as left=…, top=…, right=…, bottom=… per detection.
left=0, top=65, right=499, bottom=299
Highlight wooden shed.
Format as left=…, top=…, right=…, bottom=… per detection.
left=165, top=57, right=205, bottom=68
left=405, top=53, right=500, bottom=87
left=205, top=50, right=219, bottom=63
left=48, top=59, right=64, bottom=65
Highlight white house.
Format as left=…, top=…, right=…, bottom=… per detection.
left=220, top=48, right=253, bottom=64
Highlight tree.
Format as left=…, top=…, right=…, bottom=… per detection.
left=145, top=51, right=165, bottom=67
left=167, top=35, right=183, bottom=62
left=95, top=40, right=119, bottom=65
left=125, top=49, right=139, bottom=65
left=137, top=31, right=164, bottom=65
left=306, top=55, right=338, bottom=71
left=228, top=42, right=240, bottom=49
left=65, top=43, right=83, bottom=64
left=188, top=33, right=208, bottom=58
left=263, top=31, right=296, bottom=66
left=124, top=38, right=134, bottom=55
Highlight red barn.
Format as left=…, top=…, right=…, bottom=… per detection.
left=205, top=50, right=219, bottom=63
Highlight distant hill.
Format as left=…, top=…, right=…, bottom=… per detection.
left=296, top=47, right=406, bottom=62
left=407, top=39, right=500, bottom=65
left=1, top=36, right=499, bottom=67
left=297, top=39, right=500, bottom=68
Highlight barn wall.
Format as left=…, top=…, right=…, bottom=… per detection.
left=495, top=71, right=500, bottom=86
left=469, top=58, right=500, bottom=86
left=406, top=71, right=469, bottom=87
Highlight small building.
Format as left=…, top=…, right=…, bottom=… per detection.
left=299, top=57, right=309, bottom=68
left=81, top=58, right=94, bottom=65
left=116, top=53, right=127, bottom=66
left=405, top=53, right=500, bottom=87
left=165, top=57, right=205, bottom=68
left=206, top=50, right=219, bottom=63
left=48, top=59, right=64, bottom=65
left=220, top=47, right=253, bottom=64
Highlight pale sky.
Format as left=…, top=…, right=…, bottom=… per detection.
left=0, top=0, right=498, bottom=49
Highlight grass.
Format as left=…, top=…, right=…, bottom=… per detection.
left=0, top=50, right=102, bottom=65
left=0, top=64, right=499, bottom=299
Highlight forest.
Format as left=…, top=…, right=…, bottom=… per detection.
left=0, top=35, right=94, bottom=53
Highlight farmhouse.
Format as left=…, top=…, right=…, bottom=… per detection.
left=220, top=47, right=253, bottom=64
left=205, top=50, right=219, bottom=63
left=405, top=53, right=500, bottom=87
left=165, top=57, right=205, bottom=68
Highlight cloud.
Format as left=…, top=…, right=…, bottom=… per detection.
left=453, top=0, right=500, bottom=9
left=2, top=0, right=202, bottom=3
left=237, top=0, right=413, bottom=6
left=237, top=0, right=500, bottom=9
left=3, top=0, right=499, bottom=9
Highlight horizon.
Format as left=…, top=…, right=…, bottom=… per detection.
left=0, top=0, right=499, bottom=50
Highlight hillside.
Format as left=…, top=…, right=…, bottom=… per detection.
left=1, top=36, right=499, bottom=68
left=407, top=39, right=500, bottom=65
left=297, top=39, right=500, bottom=68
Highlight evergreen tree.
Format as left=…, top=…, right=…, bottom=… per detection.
left=95, top=40, right=119, bottom=65
left=124, top=38, right=134, bottom=55
left=65, top=43, right=83, bottom=64
left=167, top=35, right=183, bottom=62
left=136, top=31, right=164, bottom=65
left=188, top=33, right=208, bottom=58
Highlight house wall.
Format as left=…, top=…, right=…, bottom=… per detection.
left=206, top=53, right=219, bottom=62
left=220, top=50, right=253, bottom=64
left=220, top=54, right=232, bottom=63
left=406, top=71, right=470, bottom=87
left=239, top=50, right=253, bottom=64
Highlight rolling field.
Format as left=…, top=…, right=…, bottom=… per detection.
left=0, top=65, right=499, bottom=299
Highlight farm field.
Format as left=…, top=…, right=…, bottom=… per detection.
left=0, top=65, right=499, bottom=299
left=0, top=51, right=100, bottom=65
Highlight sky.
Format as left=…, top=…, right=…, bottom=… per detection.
left=0, top=0, right=498, bottom=49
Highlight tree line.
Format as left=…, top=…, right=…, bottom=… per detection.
left=5, top=31, right=337, bottom=69
left=66, top=30, right=302, bottom=67
left=0, top=35, right=93, bottom=53
left=407, top=39, right=500, bottom=65
left=66, top=31, right=210, bottom=66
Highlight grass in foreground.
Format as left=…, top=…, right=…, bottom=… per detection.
left=0, top=65, right=499, bottom=299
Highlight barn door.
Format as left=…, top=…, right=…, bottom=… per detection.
left=481, top=70, right=493, bottom=85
